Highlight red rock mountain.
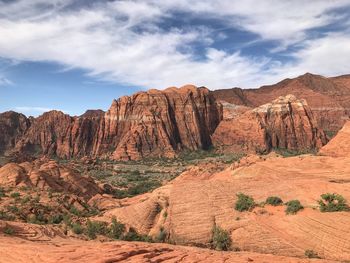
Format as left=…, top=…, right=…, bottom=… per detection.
left=0, top=111, right=31, bottom=155
left=212, top=94, right=327, bottom=153
left=212, top=73, right=350, bottom=134
left=6, top=86, right=222, bottom=160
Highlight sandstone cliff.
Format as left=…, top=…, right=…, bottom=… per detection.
left=212, top=73, right=350, bottom=134
left=0, top=111, right=31, bottom=155
left=319, top=120, right=350, bottom=157
left=212, top=95, right=327, bottom=153
left=10, top=85, right=222, bottom=160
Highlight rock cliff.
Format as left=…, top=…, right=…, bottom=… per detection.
left=212, top=73, right=350, bottom=134
left=212, top=95, right=327, bottom=153
left=9, top=85, right=222, bottom=160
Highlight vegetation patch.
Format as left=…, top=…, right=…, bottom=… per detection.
left=305, top=249, right=321, bottom=259
left=318, top=193, right=349, bottom=212
left=211, top=226, right=232, bottom=251
left=265, top=196, right=283, bottom=206
left=234, top=193, right=255, bottom=212
left=3, top=226, right=14, bottom=235
left=108, top=217, right=125, bottom=240
left=285, top=200, right=303, bottom=215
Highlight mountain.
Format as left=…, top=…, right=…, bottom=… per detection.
left=3, top=85, right=222, bottom=160
left=212, top=73, right=350, bottom=134
left=212, top=94, right=327, bottom=153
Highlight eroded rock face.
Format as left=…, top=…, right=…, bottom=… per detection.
left=319, top=121, right=350, bottom=157
left=11, top=86, right=222, bottom=160
left=0, top=111, right=31, bottom=155
left=0, top=159, right=102, bottom=199
left=212, top=95, right=327, bottom=153
left=101, top=153, right=350, bottom=261
left=212, top=73, right=350, bottom=134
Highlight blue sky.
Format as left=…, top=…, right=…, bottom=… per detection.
left=1, top=0, right=350, bottom=116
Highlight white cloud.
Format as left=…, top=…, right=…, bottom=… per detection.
left=0, top=0, right=349, bottom=89
left=14, top=106, right=69, bottom=114
left=0, top=76, right=13, bottom=86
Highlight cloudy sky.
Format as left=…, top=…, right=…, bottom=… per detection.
left=1, top=0, right=350, bottom=116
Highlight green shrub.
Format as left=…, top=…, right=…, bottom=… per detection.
left=3, top=226, right=14, bottom=235
left=318, top=193, right=349, bottom=212
left=49, top=214, right=64, bottom=224
left=122, top=228, right=153, bottom=242
left=21, top=196, right=31, bottom=204
left=86, top=220, right=107, bottom=239
left=69, top=206, right=81, bottom=216
left=26, top=213, right=47, bottom=225
left=0, top=187, right=6, bottom=198
left=0, top=211, right=15, bottom=221
left=10, top=192, right=20, bottom=198
left=305, top=249, right=320, bottom=259
left=72, top=222, right=83, bottom=235
left=235, top=193, right=255, bottom=212
left=266, top=196, right=283, bottom=206
left=211, top=226, right=232, bottom=251
left=285, top=200, right=303, bottom=214
left=7, top=205, right=19, bottom=213
left=108, top=217, right=125, bottom=240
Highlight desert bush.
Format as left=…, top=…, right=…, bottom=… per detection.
left=122, top=228, right=153, bottom=242
left=86, top=220, right=107, bottom=239
left=69, top=206, right=82, bottom=217
left=27, top=213, right=47, bottom=225
left=211, top=226, right=232, bottom=251
left=21, top=195, right=31, bottom=204
left=10, top=192, right=20, bottom=198
left=72, top=222, right=83, bottom=235
left=265, top=196, right=283, bottom=206
left=305, top=249, right=320, bottom=259
left=234, top=193, right=255, bottom=212
left=0, top=187, right=6, bottom=198
left=3, top=226, right=14, bottom=235
left=0, top=211, right=15, bottom=221
left=7, top=205, right=19, bottom=213
left=108, top=217, right=125, bottom=240
left=49, top=214, right=64, bottom=224
left=318, top=193, right=349, bottom=212
left=285, top=200, right=303, bottom=214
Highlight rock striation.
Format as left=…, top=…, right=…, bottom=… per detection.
left=7, top=85, right=222, bottom=160
left=212, top=95, right=327, bottom=153
left=0, top=111, right=31, bottom=155
left=319, top=120, right=350, bottom=157
left=212, top=73, right=350, bottom=134
left=0, top=159, right=102, bottom=199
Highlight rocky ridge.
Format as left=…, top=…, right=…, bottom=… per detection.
left=212, top=94, right=327, bottom=153
left=2, top=85, right=222, bottom=160
left=212, top=73, right=350, bottom=133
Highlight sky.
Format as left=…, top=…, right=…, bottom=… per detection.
left=1, top=0, right=350, bottom=116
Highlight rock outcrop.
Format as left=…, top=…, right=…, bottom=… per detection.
left=101, top=152, right=350, bottom=261
left=10, top=85, right=222, bottom=160
left=0, top=235, right=330, bottom=263
left=212, top=73, right=350, bottom=134
left=212, top=95, right=327, bottom=153
left=0, top=111, right=31, bottom=155
left=0, top=159, right=102, bottom=199
left=319, top=121, right=350, bottom=157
